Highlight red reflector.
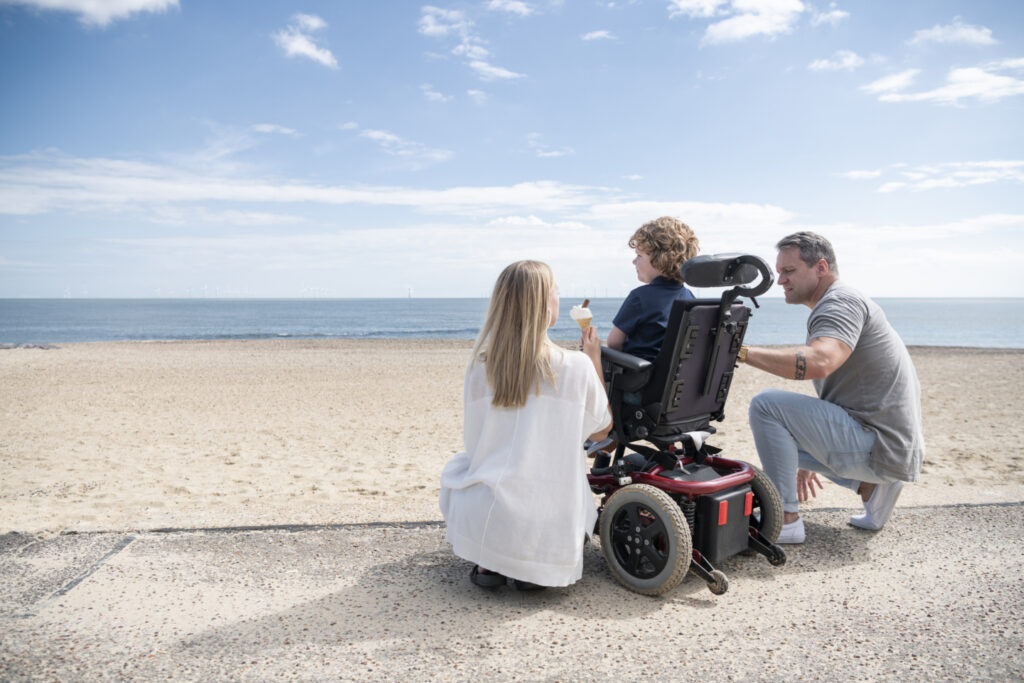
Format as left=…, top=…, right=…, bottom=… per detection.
left=744, top=492, right=753, bottom=517
left=718, top=500, right=728, bottom=526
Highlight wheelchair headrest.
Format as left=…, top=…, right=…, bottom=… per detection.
left=681, top=253, right=774, bottom=299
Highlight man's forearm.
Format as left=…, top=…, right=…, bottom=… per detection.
left=745, top=346, right=812, bottom=380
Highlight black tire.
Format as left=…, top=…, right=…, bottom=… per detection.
left=746, top=462, right=784, bottom=543
left=598, top=484, right=692, bottom=596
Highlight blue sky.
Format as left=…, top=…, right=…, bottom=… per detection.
left=1, top=0, right=1022, bottom=298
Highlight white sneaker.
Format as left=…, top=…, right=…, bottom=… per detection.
left=850, top=481, right=904, bottom=530
left=776, top=517, right=805, bottom=544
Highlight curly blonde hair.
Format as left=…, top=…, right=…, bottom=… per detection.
left=628, top=217, right=700, bottom=283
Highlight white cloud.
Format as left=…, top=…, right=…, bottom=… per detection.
left=418, top=6, right=471, bottom=37
left=0, top=151, right=602, bottom=216
left=576, top=199, right=794, bottom=231
left=811, top=2, right=847, bottom=26
left=869, top=160, right=1024, bottom=192
left=808, top=49, right=863, bottom=71
left=987, top=58, right=1024, bottom=72
left=360, top=129, right=454, bottom=165
left=0, top=0, right=178, bottom=26
left=582, top=30, right=615, bottom=41
left=88, top=213, right=1024, bottom=297
left=468, top=60, right=525, bottom=81
left=486, top=0, right=534, bottom=16
left=876, top=66, right=1024, bottom=106
left=5, top=152, right=1021, bottom=297
left=251, top=123, right=298, bottom=136
left=292, top=13, right=326, bottom=32
left=486, top=215, right=587, bottom=231
left=467, top=89, right=488, bottom=104
left=667, top=0, right=728, bottom=19
left=420, top=84, right=453, bottom=102
left=861, top=68, right=919, bottom=95
left=989, top=57, right=1024, bottom=71
left=623, top=174, right=644, bottom=181
left=339, top=121, right=359, bottom=130
left=452, top=41, right=491, bottom=60
left=839, top=169, right=883, bottom=180
left=700, top=0, right=802, bottom=44
left=273, top=13, right=338, bottom=69
left=527, top=133, right=574, bottom=158
left=149, top=207, right=305, bottom=226
left=419, top=6, right=524, bottom=81
left=909, top=17, right=997, bottom=46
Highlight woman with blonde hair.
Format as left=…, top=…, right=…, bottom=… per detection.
left=439, top=260, right=611, bottom=590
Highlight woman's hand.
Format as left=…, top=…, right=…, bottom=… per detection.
left=582, top=325, right=612, bottom=441
left=582, top=326, right=602, bottom=365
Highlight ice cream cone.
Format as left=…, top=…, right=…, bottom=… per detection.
left=571, top=299, right=593, bottom=330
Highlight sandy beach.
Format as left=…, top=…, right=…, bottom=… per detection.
left=2, top=340, right=1023, bottom=680
left=2, top=340, right=1023, bottom=534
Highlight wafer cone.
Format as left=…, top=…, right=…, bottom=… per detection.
left=574, top=298, right=592, bottom=329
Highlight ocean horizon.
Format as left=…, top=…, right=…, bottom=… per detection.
left=2, top=297, right=1022, bottom=349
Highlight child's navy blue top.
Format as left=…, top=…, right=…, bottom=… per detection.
left=613, top=276, right=695, bottom=361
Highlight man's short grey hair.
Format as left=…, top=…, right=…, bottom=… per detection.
left=776, top=232, right=839, bottom=274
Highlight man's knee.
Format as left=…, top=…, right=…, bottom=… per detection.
left=748, top=388, right=791, bottom=422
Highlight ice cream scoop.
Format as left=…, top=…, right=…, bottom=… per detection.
left=570, top=299, right=593, bottom=329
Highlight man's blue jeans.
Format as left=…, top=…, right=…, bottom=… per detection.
left=748, top=388, right=882, bottom=514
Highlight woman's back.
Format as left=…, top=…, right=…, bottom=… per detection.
left=441, top=348, right=610, bottom=587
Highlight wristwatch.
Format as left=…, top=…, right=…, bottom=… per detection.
left=737, top=345, right=750, bottom=363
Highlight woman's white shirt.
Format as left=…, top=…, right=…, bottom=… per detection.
left=439, top=347, right=611, bottom=587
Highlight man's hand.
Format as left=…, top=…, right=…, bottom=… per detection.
left=797, top=469, right=823, bottom=502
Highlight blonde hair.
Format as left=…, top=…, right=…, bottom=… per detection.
left=629, top=216, right=700, bottom=283
left=471, top=260, right=559, bottom=408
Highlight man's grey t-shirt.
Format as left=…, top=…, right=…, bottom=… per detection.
left=808, top=282, right=925, bottom=481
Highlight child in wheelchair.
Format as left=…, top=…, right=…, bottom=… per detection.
left=591, top=216, right=701, bottom=458
left=587, top=252, right=788, bottom=595
left=606, top=216, right=700, bottom=362
left=439, top=261, right=612, bottom=591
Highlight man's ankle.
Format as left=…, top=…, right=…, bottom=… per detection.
left=858, top=482, right=876, bottom=502
left=783, top=512, right=800, bottom=524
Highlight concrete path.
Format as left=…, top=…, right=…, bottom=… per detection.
left=2, top=503, right=1023, bottom=681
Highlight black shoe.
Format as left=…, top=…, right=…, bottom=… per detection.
left=511, top=579, right=546, bottom=591
left=470, top=565, right=506, bottom=589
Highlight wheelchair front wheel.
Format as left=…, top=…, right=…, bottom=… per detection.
left=598, top=484, right=692, bottom=596
left=707, top=569, right=729, bottom=595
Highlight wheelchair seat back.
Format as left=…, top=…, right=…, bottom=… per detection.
left=640, top=298, right=750, bottom=440
left=605, top=252, right=773, bottom=449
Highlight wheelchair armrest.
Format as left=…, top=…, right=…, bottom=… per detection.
left=601, top=347, right=652, bottom=373
left=601, top=347, right=653, bottom=395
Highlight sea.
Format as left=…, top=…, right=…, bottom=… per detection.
left=1, top=298, right=1022, bottom=349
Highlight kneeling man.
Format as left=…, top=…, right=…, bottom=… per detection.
left=740, top=232, right=924, bottom=543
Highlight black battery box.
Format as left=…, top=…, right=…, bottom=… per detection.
left=693, top=483, right=752, bottom=564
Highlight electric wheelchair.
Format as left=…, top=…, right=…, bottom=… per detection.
left=588, top=253, right=786, bottom=596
